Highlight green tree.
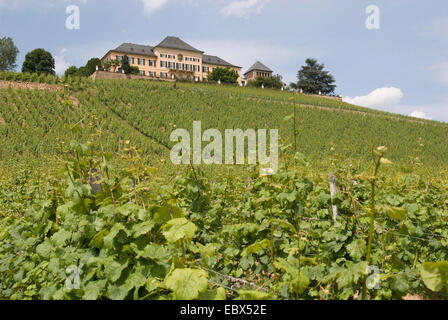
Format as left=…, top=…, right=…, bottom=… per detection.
left=64, top=66, right=78, bottom=77
left=248, top=74, right=284, bottom=89
left=77, top=66, right=91, bottom=77
left=0, top=37, right=19, bottom=72
left=121, top=55, right=132, bottom=75
left=292, top=58, right=336, bottom=95
left=130, top=66, right=140, bottom=75
left=207, top=67, right=239, bottom=84
left=22, top=49, right=55, bottom=75
left=85, top=58, right=103, bottom=75
left=107, top=59, right=121, bottom=73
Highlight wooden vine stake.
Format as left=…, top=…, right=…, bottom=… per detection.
left=329, top=172, right=340, bottom=222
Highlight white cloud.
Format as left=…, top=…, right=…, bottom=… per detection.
left=54, top=48, right=70, bottom=76
left=343, top=87, right=404, bottom=108
left=221, top=0, right=268, bottom=18
left=409, top=111, right=431, bottom=120
left=140, top=0, right=169, bottom=14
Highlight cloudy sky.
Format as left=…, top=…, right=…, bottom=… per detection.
left=1, top=0, right=448, bottom=122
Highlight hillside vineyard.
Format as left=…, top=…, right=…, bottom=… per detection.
left=1, top=74, right=448, bottom=300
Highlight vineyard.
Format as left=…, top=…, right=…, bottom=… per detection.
left=1, top=75, right=448, bottom=300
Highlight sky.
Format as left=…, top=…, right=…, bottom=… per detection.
left=1, top=0, right=448, bottom=122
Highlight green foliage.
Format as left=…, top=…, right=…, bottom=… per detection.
left=420, top=262, right=448, bottom=292
left=0, top=37, right=19, bottom=72
left=121, top=56, right=132, bottom=75
left=76, top=67, right=91, bottom=78
left=165, top=269, right=209, bottom=300
left=22, top=48, right=55, bottom=75
left=291, top=58, right=336, bottom=95
left=1, top=77, right=448, bottom=301
left=64, top=66, right=79, bottom=78
left=247, top=75, right=283, bottom=89
left=207, top=67, right=239, bottom=84
left=130, top=66, right=140, bottom=75
left=85, top=58, right=103, bottom=75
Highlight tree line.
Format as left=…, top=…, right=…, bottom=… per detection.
left=0, top=37, right=337, bottom=94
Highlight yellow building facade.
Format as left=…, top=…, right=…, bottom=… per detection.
left=101, top=36, right=242, bottom=85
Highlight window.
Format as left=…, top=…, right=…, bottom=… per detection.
left=202, top=66, right=209, bottom=73
left=161, top=61, right=167, bottom=68
left=148, top=71, right=155, bottom=77
left=176, top=63, right=184, bottom=70
left=193, top=65, right=200, bottom=72
left=138, top=58, right=145, bottom=66
left=116, top=56, right=123, bottom=61
left=168, top=62, right=175, bottom=69
left=149, top=60, right=156, bottom=67
left=139, top=70, right=145, bottom=75
left=160, top=72, right=168, bottom=78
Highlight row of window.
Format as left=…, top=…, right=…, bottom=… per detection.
left=160, top=53, right=175, bottom=59
left=113, top=56, right=217, bottom=74
left=255, top=71, right=271, bottom=77
left=159, top=61, right=203, bottom=72
left=185, top=57, right=200, bottom=62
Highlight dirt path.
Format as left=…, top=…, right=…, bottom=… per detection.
left=0, top=80, right=64, bottom=92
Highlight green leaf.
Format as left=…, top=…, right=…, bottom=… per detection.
left=36, top=240, right=53, bottom=259
left=197, top=287, right=226, bottom=300
left=107, top=284, right=129, bottom=300
left=103, top=223, right=126, bottom=249
left=165, top=268, right=208, bottom=300
left=277, top=191, right=298, bottom=203
left=50, top=229, right=72, bottom=246
left=83, top=280, right=107, bottom=300
left=391, top=276, right=410, bottom=293
left=420, top=261, right=448, bottom=292
left=125, top=272, right=147, bottom=291
left=154, top=205, right=185, bottom=224
left=238, top=290, right=273, bottom=300
left=336, top=269, right=352, bottom=289
left=132, top=220, right=155, bottom=238
left=290, top=272, right=310, bottom=296
left=104, top=259, right=128, bottom=282
left=347, top=239, right=366, bottom=260
left=89, top=229, right=108, bottom=249
left=241, top=239, right=271, bottom=257
left=117, top=202, right=141, bottom=217
left=380, top=206, right=407, bottom=221
left=271, top=219, right=297, bottom=234
left=134, top=243, right=171, bottom=263
left=162, top=218, right=197, bottom=243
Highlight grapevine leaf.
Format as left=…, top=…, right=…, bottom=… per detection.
left=241, top=239, right=271, bottom=257
left=238, top=290, right=273, bottom=300
left=162, top=218, right=197, bottom=243
left=420, top=261, right=448, bottom=292
left=103, top=223, right=126, bottom=249
left=347, top=239, right=366, bottom=260
left=165, top=268, right=208, bottom=300
left=83, top=280, right=107, bottom=300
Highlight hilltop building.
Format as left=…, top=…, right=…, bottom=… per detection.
left=243, top=61, right=273, bottom=82
left=101, top=36, right=243, bottom=85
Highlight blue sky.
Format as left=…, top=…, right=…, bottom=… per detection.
left=1, top=0, right=448, bottom=121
